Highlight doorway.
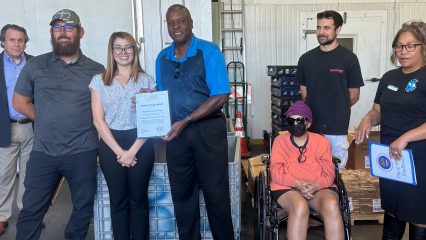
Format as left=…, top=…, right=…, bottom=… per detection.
left=299, top=10, right=387, bottom=130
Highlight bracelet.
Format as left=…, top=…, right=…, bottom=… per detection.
left=185, top=115, right=192, bottom=124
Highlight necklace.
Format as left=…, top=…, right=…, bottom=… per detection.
left=290, top=135, right=309, bottom=163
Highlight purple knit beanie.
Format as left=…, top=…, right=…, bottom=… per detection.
left=285, top=101, right=313, bottom=123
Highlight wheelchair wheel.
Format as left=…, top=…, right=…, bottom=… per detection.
left=338, top=177, right=352, bottom=240
left=254, top=172, right=267, bottom=240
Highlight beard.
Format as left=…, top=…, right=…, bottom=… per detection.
left=51, top=35, right=80, bottom=57
left=317, top=35, right=336, bottom=46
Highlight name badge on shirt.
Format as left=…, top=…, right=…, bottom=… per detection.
left=387, top=85, right=398, bottom=91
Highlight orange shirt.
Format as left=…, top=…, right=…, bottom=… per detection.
left=270, top=132, right=335, bottom=191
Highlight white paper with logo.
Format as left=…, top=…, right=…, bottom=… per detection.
left=369, top=142, right=416, bottom=185
left=136, top=91, right=171, bottom=138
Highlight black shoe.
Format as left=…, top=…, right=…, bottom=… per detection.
left=382, top=212, right=406, bottom=240
left=409, top=223, right=426, bottom=240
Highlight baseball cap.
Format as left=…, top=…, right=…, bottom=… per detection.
left=285, top=100, right=313, bottom=123
left=50, top=9, right=81, bottom=26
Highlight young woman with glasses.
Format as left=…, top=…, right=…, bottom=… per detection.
left=270, top=101, right=344, bottom=240
left=355, top=21, right=426, bottom=239
left=89, top=31, right=156, bottom=239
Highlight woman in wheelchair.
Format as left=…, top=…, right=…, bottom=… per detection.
left=270, top=101, right=344, bottom=240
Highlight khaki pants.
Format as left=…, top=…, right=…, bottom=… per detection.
left=0, top=122, right=33, bottom=221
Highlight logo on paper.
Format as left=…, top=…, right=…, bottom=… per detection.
left=377, top=154, right=392, bottom=172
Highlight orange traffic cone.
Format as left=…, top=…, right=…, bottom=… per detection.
left=235, top=111, right=250, bottom=158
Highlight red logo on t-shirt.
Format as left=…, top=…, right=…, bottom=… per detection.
left=330, top=68, right=344, bottom=73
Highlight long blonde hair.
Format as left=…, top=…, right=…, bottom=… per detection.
left=102, top=32, right=144, bottom=86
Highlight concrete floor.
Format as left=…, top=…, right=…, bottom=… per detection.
left=1, top=143, right=409, bottom=239
left=2, top=176, right=409, bottom=240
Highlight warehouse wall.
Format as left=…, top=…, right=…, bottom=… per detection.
left=2, top=0, right=426, bottom=140
left=0, top=0, right=212, bottom=77
left=0, top=0, right=134, bottom=66
left=140, top=0, right=212, bottom=76
left=236, top=0, right=426, bottom=139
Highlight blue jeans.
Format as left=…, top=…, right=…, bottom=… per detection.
left=16, top=150, right=97, bottom=240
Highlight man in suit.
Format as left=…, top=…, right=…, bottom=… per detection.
left=0, top=24, right=33, bottom=236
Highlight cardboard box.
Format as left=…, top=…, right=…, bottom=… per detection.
left=347, top=131, right=380, bottom=169
left=341, top=169, right=383, bottom=215
left=247, top=155, right=267, bottom=195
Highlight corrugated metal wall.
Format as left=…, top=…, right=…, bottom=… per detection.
left=235, top=1, right=426, bottom=139
left=140, top=0, right=212, bottom=76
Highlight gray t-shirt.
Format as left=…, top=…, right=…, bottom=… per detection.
left=14, top=51, right=104, bottom=156
left=89, top=73, right=156, bottom=130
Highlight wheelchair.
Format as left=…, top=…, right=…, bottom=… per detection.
left=254, top=139, right=351, bottom=240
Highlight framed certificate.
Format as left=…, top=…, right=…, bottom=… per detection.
left=136, top=91, right=171, bottom=138
left=369, top=142, right=417, bottom=185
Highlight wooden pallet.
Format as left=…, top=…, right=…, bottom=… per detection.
left=351, top=213, right=384, bottom=225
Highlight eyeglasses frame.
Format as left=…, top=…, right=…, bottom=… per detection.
left=393, top=43, right=423, bottom=52
left=51, top=24, right=76, bottom=33
left=112, top=45, right=134, bottom=55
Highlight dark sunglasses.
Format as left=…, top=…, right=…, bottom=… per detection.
left=286, top=117, right=306, bottom=126
left=174, top=62, right=181, bottom=79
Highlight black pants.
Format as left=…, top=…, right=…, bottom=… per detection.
left=382, top=212, right=426, bottom=240
left=16, top=150, right=98, bottom=240
left=99, top=129, right=154, bottom=240
left=166, top=116, right=234, bottom=240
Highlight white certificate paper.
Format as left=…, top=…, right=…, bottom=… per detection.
left=369, top=142, right=417, bottom=185
left=136, top=91, right=171, bottom=138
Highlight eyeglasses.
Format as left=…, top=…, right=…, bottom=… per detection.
left=286, top=117, right=306, bottom=126
left=52, top=24, right=76, bottom=32
left=298, top=146, right=307, bottom=163
left=174, top=62, right=181, bottom=79
left=393, top=43, right=423, bottom=52
left=112, top=45, right=134, bottom=55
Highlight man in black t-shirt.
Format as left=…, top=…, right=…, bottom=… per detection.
left=296, top=10, right=364, bottom=172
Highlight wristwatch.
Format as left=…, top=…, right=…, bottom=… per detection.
left=185, top=115, right=192, bottom=124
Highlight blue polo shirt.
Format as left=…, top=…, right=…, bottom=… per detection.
left=156, top=35, right=230, bottom=122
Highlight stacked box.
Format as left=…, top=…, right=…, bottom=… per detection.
left=341, top=169, right=383, bottom=215
left=94, top=162, right=241, bottom=240
left=247, top=155, right=267, bottom=196
left=347, top=131, right=381, bottom=169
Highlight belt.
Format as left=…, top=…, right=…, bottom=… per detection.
left=10, top=118, right=32, bottom=124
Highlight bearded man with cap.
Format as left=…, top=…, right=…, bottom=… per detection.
left=269, top=101, right=344, bottom=240
left=12, top=9, right=104, bottom=240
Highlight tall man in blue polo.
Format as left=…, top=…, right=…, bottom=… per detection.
left=156, top=4, right=234, bottom=240
left=13, top=9, right=104, bottom=240
left=0, top=24, right=33, bottom=237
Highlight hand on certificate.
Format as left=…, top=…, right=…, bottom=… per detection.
left=131, top=88, right=154, bottom=111
left=163, top=119, right=186, bottom=141
left=389, top=137, right=408, bottom=161
left=117, top=150, right=137, bottom=167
